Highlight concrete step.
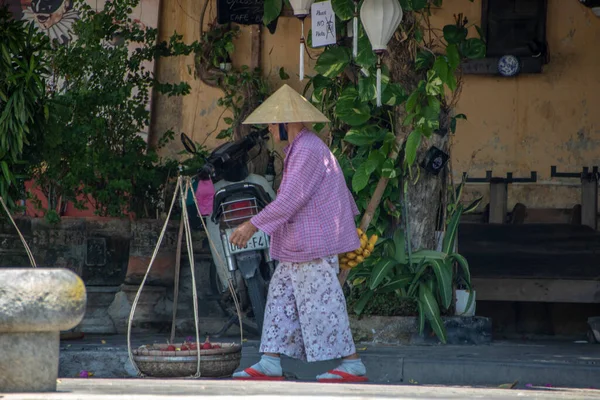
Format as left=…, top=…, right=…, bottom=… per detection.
left=59, top=335, right=600, bottom=389
left=5, top=379, right=600, bottom=400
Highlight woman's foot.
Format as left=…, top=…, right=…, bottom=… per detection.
left=232, top=355, right=283, bottom=380
left=316, top=358, right=367, bottom=382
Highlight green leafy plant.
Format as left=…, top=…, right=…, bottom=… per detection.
left=0, top=6, right=50, bottom=210
left=215, top=66, right=270, bottom=140
left=28, top=0, right=200, bottom=218
left=348, top=205, right=473, bottom=343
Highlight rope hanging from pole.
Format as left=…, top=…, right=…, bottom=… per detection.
left=127, top=175, right=246, bottom=378
left=0, top=196, right=36, bottom=268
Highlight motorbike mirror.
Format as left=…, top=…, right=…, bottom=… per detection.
left=181, top=132, right=197, bottom=154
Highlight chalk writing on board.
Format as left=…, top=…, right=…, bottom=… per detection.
left=218, top=0, right=264, bottom=25
left=311, top=1, right=336, bottom=48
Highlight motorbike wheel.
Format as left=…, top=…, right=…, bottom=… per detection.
left=245, top=272, right=267, bottom=336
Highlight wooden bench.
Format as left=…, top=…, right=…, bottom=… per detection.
left=459, top=223, right=600, bottom=303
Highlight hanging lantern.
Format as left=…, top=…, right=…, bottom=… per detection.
left=289, top=0, right=315, bottom=81
left=360, top=0, right=403, bottom=106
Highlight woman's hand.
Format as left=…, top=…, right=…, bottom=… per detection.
left=229, top=221, right=258, bottom=248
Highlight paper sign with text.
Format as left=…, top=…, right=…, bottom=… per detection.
left=311, top=1, right=336, bottom=47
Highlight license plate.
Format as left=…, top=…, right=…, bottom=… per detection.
left=225, top=229, right=270, bottom=255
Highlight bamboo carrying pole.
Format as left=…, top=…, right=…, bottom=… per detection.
left=338, top=135, right=404, bottom=286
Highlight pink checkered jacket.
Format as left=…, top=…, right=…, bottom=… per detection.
left=251, top=128, right=360, bottom=263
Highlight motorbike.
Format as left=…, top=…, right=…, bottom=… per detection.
left=180, top=130, right=276, bottom=337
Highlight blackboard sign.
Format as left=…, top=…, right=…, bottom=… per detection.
left=217, top=0, right=264, bottom=25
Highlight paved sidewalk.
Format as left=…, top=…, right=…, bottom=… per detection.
left=59, top=335, right=600, bottom=389
left=3, top=379, right=600, bottom=400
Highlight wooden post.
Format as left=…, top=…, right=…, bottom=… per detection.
left=581, top=175, right=598, bottom=230
left=250, top=25, right=262, bottom=70
left=489, top=178, right=508, bottom=224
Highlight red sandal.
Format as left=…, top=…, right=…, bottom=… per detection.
left=317, top=370, right=369, bottom=383
left=233, top=368, right=286, bottom=381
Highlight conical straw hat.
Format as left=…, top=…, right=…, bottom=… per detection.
left=243, top=84, right=330, bottom=125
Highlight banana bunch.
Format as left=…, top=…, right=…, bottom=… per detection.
left=340, top=228, right=378, bottom=270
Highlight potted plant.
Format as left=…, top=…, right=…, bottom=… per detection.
left=436, top=175, right=481, bottom=317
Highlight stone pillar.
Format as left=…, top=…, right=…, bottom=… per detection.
left=0, top=269, right=86, bottom=392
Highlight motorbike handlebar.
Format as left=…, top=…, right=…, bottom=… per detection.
left=196, top=128, right=269, bottom=179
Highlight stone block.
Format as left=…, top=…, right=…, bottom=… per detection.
left=108, top=284, right=169, bottom=334
left=126, top=220, right=179, bottom=286
left=0, top=268, right=86, bottom=392
left=78, top=286, right=120, bottom=334
left=349, top=315, right=492, bottom=345
left=0, top=217, right=130, bottom=287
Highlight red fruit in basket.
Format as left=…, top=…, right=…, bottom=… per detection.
left=181, top=345, right=189, bottom=351
left=201, top=336, right=213, bottom=350
left=189, top=344, right=198, bottom=351
left=212, top=344, right=221, bottom=349
left=166, top=345, right=176, bottom=351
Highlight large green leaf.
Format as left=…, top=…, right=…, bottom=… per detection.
left=443, top=204, right=462, bottom=254
left=404, top=130, right=421, bottom=166
left=356, top=30, right=377, bottom=68
left=412, top=249, right=447, bottom=261
left=344, top=127, right=389, bottom=146
left=460, top=38, right=486, bottom=59
left=358, top=73, right=376, bottom=102
left=464, top=196, right=483, bottom=214
left=335, top=87, right=371, bottom=126
left=369, top=257, right=396, bottom=290
left=393, top=228, right=407, bottom=264
left=443, top=25, right=468, bottom=45
left=433, top=57, right=449, bottom=87
left=415, top=50, right=435, bottom=71
left=381, top=83, right=407, bottom=106
left=419, top=285, right=447, bottom=344
left=407, top=260, right=427, bottom=296
left=376, top=274, right=413, bottom=294
left=429, top=259, right=452, bottom=309
left=354, top=289, right=374, bottom=315
left=417, top=299, right=425, bottom=334
left=381, top=158, right=398, bottom=179
left=314, top=46, right=351, bottom=78
left=331, top=0, right=354, bottom=21
left=0, top=161, right=12, bottom=184
left=310, top=75, right=333, bottom=102
left=352, top=161, right=373, bottom=193
left=449, top=253, right=471, bottom=284
left=446, top=44, right=460, bottom=70
left=263, top=0, right=282, bottom=26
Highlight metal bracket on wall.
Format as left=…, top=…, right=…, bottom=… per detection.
left=551, top=166, right=599, bottom=181
left=505, top=171, right=537, bottom=183
left=462, top=171, right=492, bottom=183
left=462, top=171, right=537, bottom=184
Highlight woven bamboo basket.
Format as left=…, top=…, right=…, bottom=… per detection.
left=132, top=342, right=242, bottom=378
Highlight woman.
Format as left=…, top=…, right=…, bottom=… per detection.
left=229, top=85, right=367, bottom=382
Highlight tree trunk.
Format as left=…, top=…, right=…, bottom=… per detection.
left=404, top=133, right=447, bottom=251
left=388, top=14, right=449, bottom=252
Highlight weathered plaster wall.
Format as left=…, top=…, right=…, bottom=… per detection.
left=153, top=0, right=600, bottom=209
left=433, top=0, right=600, bottom=209
left=152, top=0, right=317, bottom=159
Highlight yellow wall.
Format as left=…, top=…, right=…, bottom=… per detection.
left=434, top=0, right=600, bottom=209
left=153, top=0, right=600, bottom=209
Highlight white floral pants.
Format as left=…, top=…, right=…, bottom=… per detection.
left=259, top=256, right=357, bottom=362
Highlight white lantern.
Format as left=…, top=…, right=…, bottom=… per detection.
left=360, top=0, right=403, bottom=106
left=289, top=0, right=315, bottom=81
